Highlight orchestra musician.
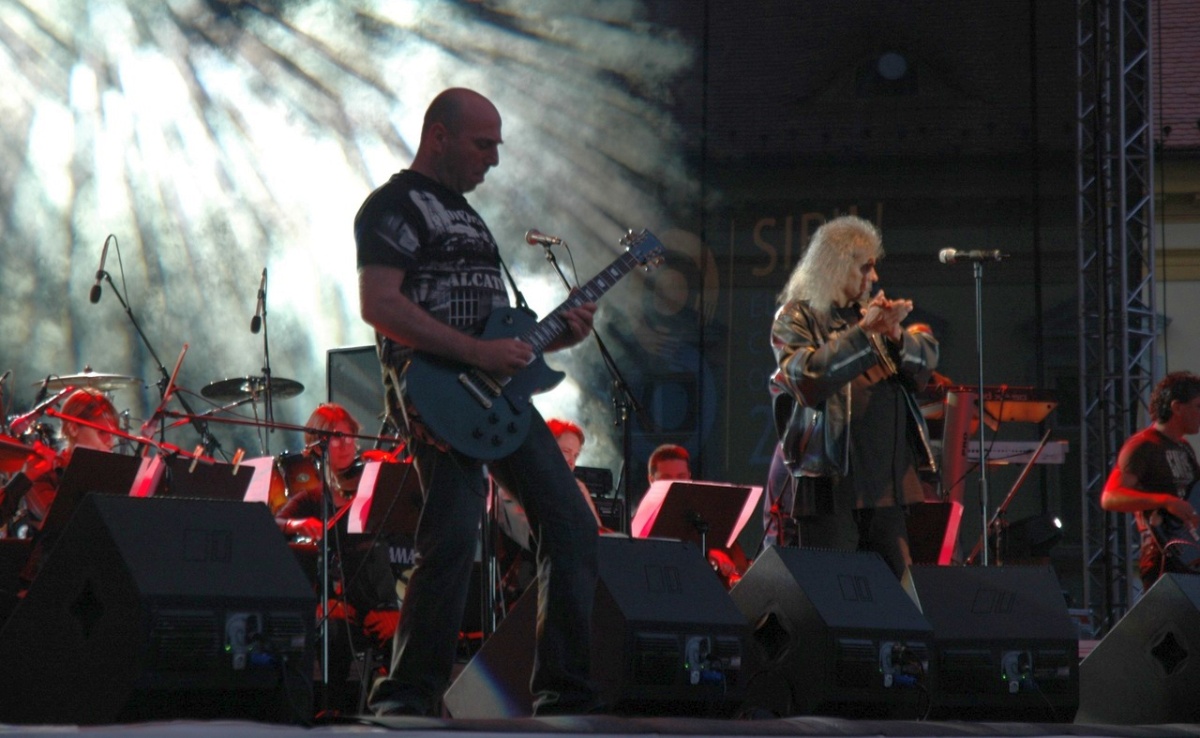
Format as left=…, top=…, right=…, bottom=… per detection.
left=647, top=443, right=692, bottom=485
left=273, top=402, right=400, bottom=714
left=1, top=387, right=120, bottom=540
left=1101, top=371, right=1200, bottom=589
left=550, top=419, right=605, bottom=528
left=356, top=88, right=600, bottom=717
left=767, top=215, right=938, bottom=580
left=641, top=443, right=747, bottom=588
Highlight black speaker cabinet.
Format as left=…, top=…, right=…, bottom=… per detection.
left=0, top=495, right=316, bottom=724
left=443, top=536, right=750, bottom=718
left=1077, top=573, right=1200, bottom=724
left=903, top=564, right=1078, bottom=721
left=729, top=546, right=935, bottom=718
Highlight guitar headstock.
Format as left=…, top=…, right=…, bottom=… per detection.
left=621, top=229, right=667, bottom=271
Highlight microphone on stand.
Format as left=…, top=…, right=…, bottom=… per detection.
left=33, top=375, right=51, bottom=405
left=89, top=236, right=112, bottom=304
left=10, top=385, right=75, bottom=436
left=250, top=268, right=266, bottom=334
left=525, top=229, right=563, bottom=247
left=938, top=248, right=1009, bottom=264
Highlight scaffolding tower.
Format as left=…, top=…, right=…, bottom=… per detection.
left=1076, top=0, right=1157, bottom=635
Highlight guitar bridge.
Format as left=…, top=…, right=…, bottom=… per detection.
left=458, top=372, right=495, bottom=409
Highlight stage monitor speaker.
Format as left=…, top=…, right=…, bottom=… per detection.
left=1077, top=573, right=1200, bottom=724
left=443, top=536, right=750, bottom=718
left=728, top=546, right=935, bottom=719
left=0, top=495, right=316, bottom=725
left=902, top=564, right=1078, bottom=721
left=327, top=345, right=384, bottom=433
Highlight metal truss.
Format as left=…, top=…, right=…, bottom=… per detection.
left=1077, top=0, right=1157, bottom=635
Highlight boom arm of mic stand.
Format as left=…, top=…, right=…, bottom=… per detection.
left=539, top=246, right=655, bottom=535
left=102, top=273, right=223, bottom=457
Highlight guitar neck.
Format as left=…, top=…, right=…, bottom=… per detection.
left=520, top=250, right=643, bottom=353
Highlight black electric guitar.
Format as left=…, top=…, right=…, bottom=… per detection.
left=1148, top=480, right=1200, bottom=572
left=404, top=229, right=666, bottom=460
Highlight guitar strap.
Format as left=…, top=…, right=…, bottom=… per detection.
left=495, top=251, right=529, bottom=311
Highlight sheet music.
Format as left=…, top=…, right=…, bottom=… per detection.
left=632, top=480, right=764, bottom=549
left=347, top=460, right=383, bottom=534
left=129, top=454, right=166, bottom=497
left=240, top=456, right=278, bottom=505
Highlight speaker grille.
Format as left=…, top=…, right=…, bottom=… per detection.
left=149, top=610, right=220, bottom=672
left=834, top=637, right=879, bottom=688
left=633, top=631, right=683, bottom=685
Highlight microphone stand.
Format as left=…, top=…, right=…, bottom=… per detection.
left=100, top=272, right=224, bottom=458
left=314, top=436, right=333, bottom=714
left=258, top=271, right=275, bottom=455
left=971, top=261, right=992, bottom=565
left=535, top=241, right=653, bottom=534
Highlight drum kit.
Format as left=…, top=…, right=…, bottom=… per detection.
left=1, top=369, right=306, bottom=499
left=2, top=365, right=406, bottom=521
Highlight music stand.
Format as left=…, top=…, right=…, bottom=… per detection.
left=156, top=455, right=256, bottom=502
left=347, top=461, right=423, bottom=538
left=632, top=480, right=762, bottom=553
left=34, top=448, right=143, bottom=563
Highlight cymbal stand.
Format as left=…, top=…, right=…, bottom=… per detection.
left=535, top=239, right=654, bottom=534
left=99, top=269, right=223, bottom=458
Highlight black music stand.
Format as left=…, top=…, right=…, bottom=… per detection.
left=37, top=448, right=143, bottom=539
left=632, top=481, right=762, bottom=554
left=347, top=461, right=423, bottom=538
left=157, top=455, right=256, bottom=502
left=33, top=448, right=143, bottom=568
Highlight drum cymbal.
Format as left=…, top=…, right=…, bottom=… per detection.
left=0, top=434, right=35, bottom=474
left=201, top=376, right=304, bottom=402
left=38, top=372, right=143, bottom=392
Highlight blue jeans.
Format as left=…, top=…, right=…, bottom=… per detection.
left=368, top=409, right=599, bottom=715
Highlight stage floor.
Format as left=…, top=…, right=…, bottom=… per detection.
left=4, top=715, right=1200, bottom=738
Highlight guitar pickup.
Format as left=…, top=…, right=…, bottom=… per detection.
left=458, top=373, right=494, bottom=409
left=471, top=370, right=504, bottom=396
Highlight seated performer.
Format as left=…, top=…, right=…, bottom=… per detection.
left=274, top=402, right=401, bottom=715
left=643, top=443, right=747, bottom=588
left=549, top=418, right=605, bottom=527
left=1, top=387, right=120, bottom=538
left=648, top=443, right=692, bottom=483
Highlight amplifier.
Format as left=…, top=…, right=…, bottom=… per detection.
left=592, top=495, right=625, bottom=532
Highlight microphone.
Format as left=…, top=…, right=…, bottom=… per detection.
left=33, top=374, right=51, bottom=405
left=89, top=236, right=111, bottom=303
left=10, top=385, right=74, bottom=436
left=938, top=248, right=1009, bottom=264
left=525, top=229, right=563, bottom=247
left=250, top=268, right=266, bottom=333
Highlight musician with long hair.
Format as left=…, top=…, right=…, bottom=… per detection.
left=767, top=215, right=938, bottom=578
left=1, top=387, right=120, bottom=538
